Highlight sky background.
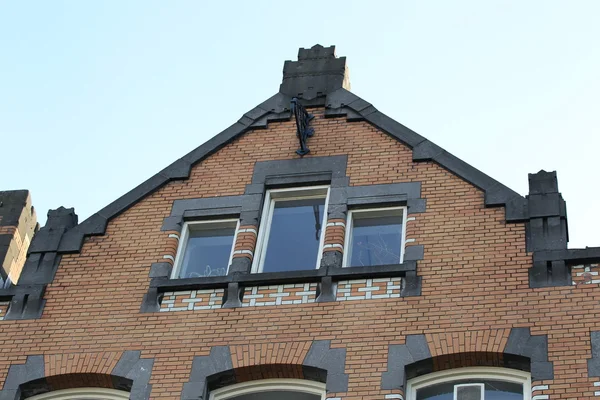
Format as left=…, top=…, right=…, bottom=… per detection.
left=1, top=1, right=598, bottom=248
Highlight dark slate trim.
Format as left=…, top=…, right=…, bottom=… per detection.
left=526, top=171, right=572, bottom=288
left=182, top=341, right=346, bottom=400
left=141, top=262, right=419, bottom=312
left=588, top=331, right=600, bottom=377
left=0, top=208, right=77, bottom=320
left=504, top=328, right=553, bottom=381
left=303, top=340, right=348, bottom=393
left=111, top=351, right=154, bottom=400
left=533, top=247, right=600, bottom=265
left=141, top=158, right=426, bottom=311
left=381, top=334, right=431, bottom=390
left=20, top=375, right=132, bottom=399
left=382, top=329, right=551, bottom=391
left=148, top=261, right=415, bottom=292
left=55, top=93, right=292, bottom=253
left=0, top=351, right=153, bottom=400
left=161, top=195, right=245, bottom=233
left=50, top=82, right=533, bottom=253
left=0, top=355, right=45, bottom=400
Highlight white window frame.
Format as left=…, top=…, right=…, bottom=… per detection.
left=27, top=387, right=130, bottom=400
left=252, top=186, right=330, bottom=274
left=342, top=206, right=407, bottom=268
left=454, top=383, right=484, bottom=400
left=406, top=367, right=531, bottom=400
left=210, top=378, right=326, bottom=400
left=171, top=219, right=240, bottom=279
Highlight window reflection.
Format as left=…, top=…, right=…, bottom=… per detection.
left=349, top=214, right=403, bottom=267
left=179, top=226, right=236, bottom=278
left=262, top=198, right=325, bottom=273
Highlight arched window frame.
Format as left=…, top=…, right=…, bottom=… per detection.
left=210, top=378, right=326, bottom=400
left=26, top=387, right=129, bottom=400
left=406, top=367, right=531, bottom=400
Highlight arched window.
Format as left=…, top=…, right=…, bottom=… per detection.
left=26, top=388, right=129, bottom=400
left=210, top=379, right=326, bottom=400
left=407, top=367, right=531, bottom=400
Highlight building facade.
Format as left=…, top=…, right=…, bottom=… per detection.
left=0, top=45, right=599, bottom=400
left=0, top=190, right=38, bottom=287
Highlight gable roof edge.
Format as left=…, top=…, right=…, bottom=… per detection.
left=325, top=88, right=528, bottom=222
left=58, top=93, right=291, bottom=253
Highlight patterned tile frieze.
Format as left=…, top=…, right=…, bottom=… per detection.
left=159, top=289, right=224, bottom=312
left=241, top=283, right=318, bottom=307
left=336, top=277, right=402, bottom=301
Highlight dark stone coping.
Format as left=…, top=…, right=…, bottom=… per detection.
left=151, top=262, right=416, bottom=293
left=52, top=83, right=527, bottom=254
left=141, top=262, right=419, bottom=312
left=0, top=284, right=45, bottom=320
left=533, top=247, right=600, bottom=264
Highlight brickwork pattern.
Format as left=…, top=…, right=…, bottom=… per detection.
left=324, top=219, right=346, bottom=252
left=532, top=383, right=550, bottom=400
left=336, top=278, right=402, bottom=301
left=426, top=330, right=510, bottom=358
left=233, top=226, right=257, bottom=260
left=242, top=283, right=318, bottom=307
left=44, top=352, right=122, bottom=377
left=163, top=232, right=180, bottom=265
left=0, top=109, right=596, bottom=398
left=159, top=289, right=224, bottom=311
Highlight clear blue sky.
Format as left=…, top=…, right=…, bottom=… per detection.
left=1, top=1, right=598, bottom=248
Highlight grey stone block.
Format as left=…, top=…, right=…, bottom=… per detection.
left=149, top=263, right=172, bottom=278
left=406, top=335, right=431, bottom=362
left=505, top=328, right=530, bottom=356
left=381, top=345, right=414, bottom=390
left=531, top=361, right=554, bottom=381
left=404, top=246, right=424, bottom=262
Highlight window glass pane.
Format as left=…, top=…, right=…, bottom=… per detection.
left=349, top=214, right=402, bottom=267
left=416, top=379, right=523, bottom=400
left=262, top=198, right=325, bottom=273
left=455, top=385, right=482, bottom=400
left=179, top=226, right=235, bottom=278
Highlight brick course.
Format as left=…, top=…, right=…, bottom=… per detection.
left=0, top=109, right=597, bottom=398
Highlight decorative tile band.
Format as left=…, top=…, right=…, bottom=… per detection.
left=0, top=301, right=9, bottom=321
left=532, top=384, right=550, bottom=400
left=158, top=278, right=405, bottom=312
left=572, top=264, right=600, bottom=285
left=337, top=277, right=402, bottom=301
left=159, top=289, right=224, bottom=312
left=242, top=283, right=318, bottom=307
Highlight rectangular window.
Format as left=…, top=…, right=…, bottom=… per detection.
left=343, top=207, right=406, bottom=267
left=253, top=186, right=329, bottom=273
left=172, top=219, right=239, bottom=279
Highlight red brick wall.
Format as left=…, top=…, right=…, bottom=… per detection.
left=0, top=109, right=597, bottom=398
